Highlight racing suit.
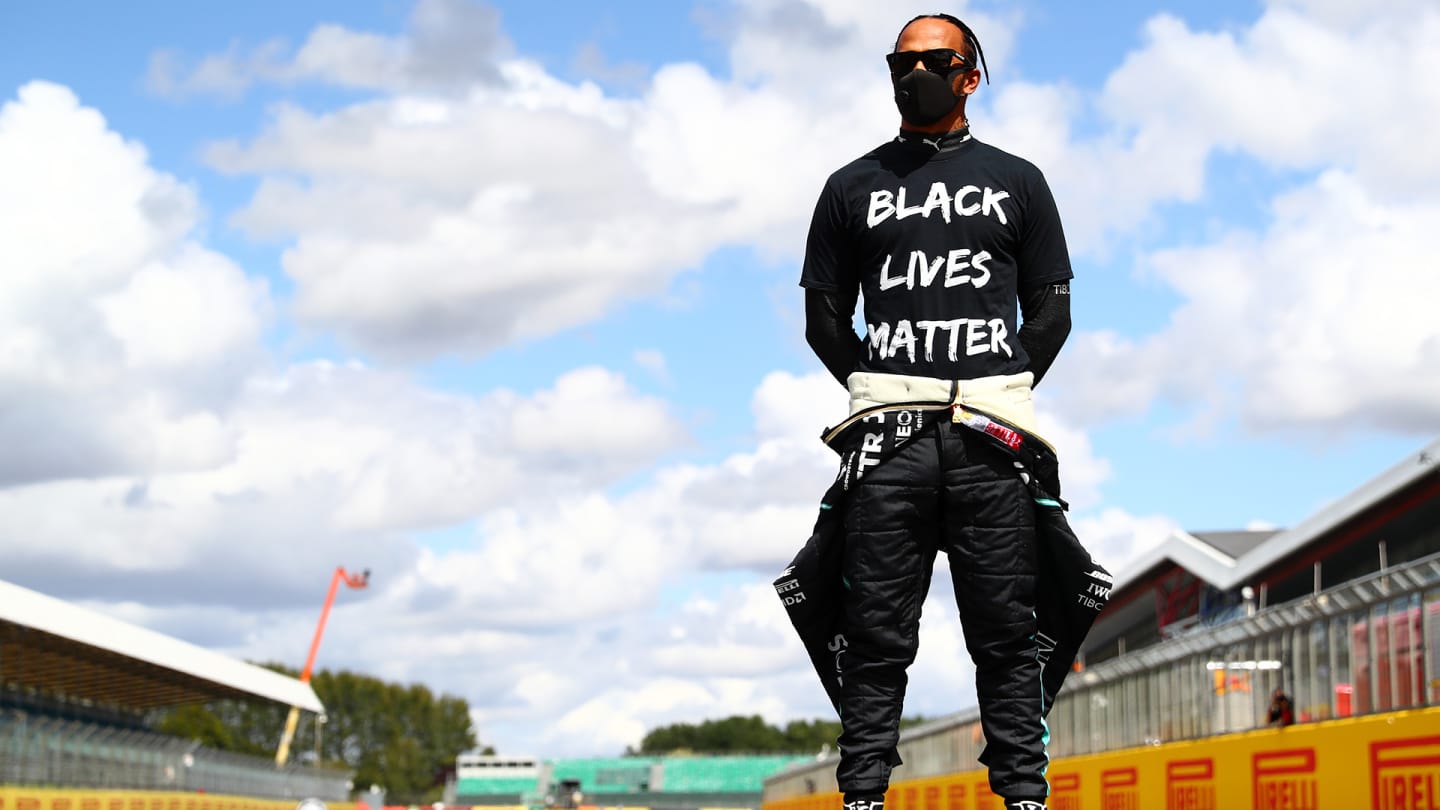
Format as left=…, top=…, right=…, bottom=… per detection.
left=776, top=399, right=1111, bottom=798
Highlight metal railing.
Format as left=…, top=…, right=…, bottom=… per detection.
left=0, top=709, right=351, bottom=801
left=763, top=548, right=1440, bottom=800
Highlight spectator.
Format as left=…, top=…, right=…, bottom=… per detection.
left=1267, top=689, right=1295, bottom=727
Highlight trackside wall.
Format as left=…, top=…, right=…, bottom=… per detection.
left=763, top=706, right=1440, bottom=810
left=0, top=790, right=304, bottom=810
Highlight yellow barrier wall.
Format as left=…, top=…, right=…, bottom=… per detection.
left=0, top=789, right=303, bottom=810
left=765, top=707, right=1440, bottom=810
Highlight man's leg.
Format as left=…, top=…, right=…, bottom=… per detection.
left=939, top=428, right=1048, bottom=803
left=835, top=435, right=940, bottom=800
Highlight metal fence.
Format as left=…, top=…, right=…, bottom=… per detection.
left=764, top=548, right=1440, bottom=800
left=0, top=709, right=352, bottom=801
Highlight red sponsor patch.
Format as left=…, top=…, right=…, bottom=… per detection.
left=983, top=421, right=1023, bottom=449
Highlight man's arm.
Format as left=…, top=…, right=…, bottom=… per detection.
left=1017, top=280, right=1071, bottom=386
left=800, top=174, right=862, bottom=387
left=805, top=287, right=864, bottom=386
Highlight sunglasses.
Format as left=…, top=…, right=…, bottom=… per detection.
left=885, top=48, right=973, bottom=78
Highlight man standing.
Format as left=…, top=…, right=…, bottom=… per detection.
left=799, top=13, right=1074, bottom=810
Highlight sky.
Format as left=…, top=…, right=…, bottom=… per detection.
left=1, top=0, right=1437, bottom=760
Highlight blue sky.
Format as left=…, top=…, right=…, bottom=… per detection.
left=1, top=0, right=1436, bottom=757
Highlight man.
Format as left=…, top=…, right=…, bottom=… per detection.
left=799, top=13, right=1074, bottom=810
left=1267, top=689, right=1295, bottom=727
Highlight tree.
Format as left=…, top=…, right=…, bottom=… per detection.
left=156, top=664, right=478, bottom=804
left=636, top=714, right=928, bottom=755
left=780, top=719, right=843, bottom=753
left=155, top=704, right=236, bottom=751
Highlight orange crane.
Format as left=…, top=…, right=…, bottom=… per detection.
left=275, top=566, right=370, bottom=767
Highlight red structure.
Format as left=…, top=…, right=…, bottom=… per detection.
left=275, top=566, right=369, bottom=766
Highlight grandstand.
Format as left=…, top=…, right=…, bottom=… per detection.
left=762, top=437, right=1440, bottom=808
left=456, top=754, right=814, bottom=810
left=0, top=577, right=350, bottom=802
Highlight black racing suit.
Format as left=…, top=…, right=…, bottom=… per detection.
left=840, top=418, right=1046, bottom=799
left=797, top=128, right=1075, bottom=805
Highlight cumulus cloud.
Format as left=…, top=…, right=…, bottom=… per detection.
left=1038, top=2, right=1440, bottom=434
left=147, top=0, right=510, bottom=99
left=1055, top=170, right=1440, bottom=434
left=0, top=361, right=688, bottom=607
left=0, top=81, right=689, bottom=606
left=0, top=82, right=268, bottom=487
left=1071, top=509, right=1184, bottom=581
left=205, top=80, right=723, bottom=359
left=1101, top=6, right=1440, bottom=196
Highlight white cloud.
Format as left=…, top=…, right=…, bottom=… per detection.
left=147, top=0, right=509, bottom=99
left=545, top=680, right=720, bottom=754
left=1072, top=508, right=1183, bottom=580
left=1031, top=2, right=1440, bottom=434
left=1055, top=170, right=1440, bottom=434
left=0, top=78, right=687, bottom=596
left=751, top=369, right=848, bottom=440
left=205, top=85, right=724, bottom=359
left=633, top=349, right=669, bottom=382
left=1099, top=7, right=1440, bottom=195
left=1032, top=404, right=1113, bottom=511
left=97, top=246, right=269, bottom=369
left=507, top=366, right=687, bottom=469
left=0, top=82, right=267, bottom=487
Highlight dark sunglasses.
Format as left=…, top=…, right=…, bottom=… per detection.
left=885, top=48, right=973, bottom=78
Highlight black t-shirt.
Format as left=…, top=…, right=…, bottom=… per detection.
left=800, top=131, right=1073, bottom=380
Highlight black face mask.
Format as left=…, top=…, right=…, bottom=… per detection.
left=893, top=67, right=964, bottom=126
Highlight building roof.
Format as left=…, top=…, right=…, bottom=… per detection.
left=1189, top=529, right=1281, bottom=559
left=0, top=577, right=323, bottom=713
left=1111, top=437, right=1440, bottom=595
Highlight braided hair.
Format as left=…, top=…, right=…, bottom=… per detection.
left=896, top=13, right=990, bottom=84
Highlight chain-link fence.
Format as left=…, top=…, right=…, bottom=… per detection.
left=0, top=709, right=351, bottom=801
